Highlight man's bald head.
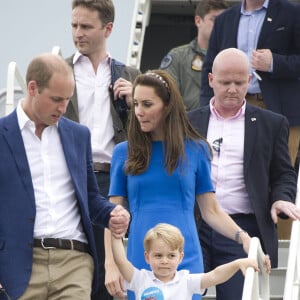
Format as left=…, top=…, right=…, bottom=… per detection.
left=208, top=48, right=252, bottom=118
left=212, top=48, right=251, bottom=75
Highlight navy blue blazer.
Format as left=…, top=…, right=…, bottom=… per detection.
left=0, top=111, right=116, bottom=300
left=200, top=0, right=300, bottom=126
left=188, top=104, right=297, bottom=267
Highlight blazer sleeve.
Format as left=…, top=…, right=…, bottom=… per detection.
left=269, top=3, right=300, bottom=79
left=269, top=116, right=297, bottom=203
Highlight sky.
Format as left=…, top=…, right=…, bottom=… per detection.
left=0, top=0, right=133, bottom=90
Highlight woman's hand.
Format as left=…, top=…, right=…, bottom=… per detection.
left=105, top=261, right=127, bottom=299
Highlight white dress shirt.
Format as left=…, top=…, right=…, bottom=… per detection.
left=73, top=51, right=115, bottom=163
left=17, top=101, right=87, bottom=243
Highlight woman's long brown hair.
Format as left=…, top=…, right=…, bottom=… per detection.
left=126, top=69, right=210, bottom=175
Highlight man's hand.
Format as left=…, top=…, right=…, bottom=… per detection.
left=264, top=254, right=271, bottom=274
left=251, top=49, right=273, bottom=72
left=109, top=205, right=130, bottom=238
left=271, top=200, right=300, bottom=224
left=113, top=77, right=134, bottom=108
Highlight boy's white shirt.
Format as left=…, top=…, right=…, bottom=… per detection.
left=126, top=268, right=205, bottom=299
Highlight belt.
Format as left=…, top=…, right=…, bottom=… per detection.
left=230, top=213, right=255, bottom=219
left=246, top=93, right=263, bottom=101
left=93, top=162, right=110, bottom=173
left=34, top=238, right=89, bottom=253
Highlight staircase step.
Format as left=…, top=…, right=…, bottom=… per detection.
left=278, top=239, right=290, bottom=268
left=270, top=267, right=286, bottom=296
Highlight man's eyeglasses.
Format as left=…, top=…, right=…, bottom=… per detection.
left=212, top=137, right=223, bottom=154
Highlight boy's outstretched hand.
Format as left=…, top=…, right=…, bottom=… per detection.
left=239, top=258, right=260, bottom=276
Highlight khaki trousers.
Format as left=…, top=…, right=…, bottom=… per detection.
left=19, top=248, right=94, bottom=300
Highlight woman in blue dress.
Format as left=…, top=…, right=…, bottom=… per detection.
left=105, top=70, right=251, bottom=300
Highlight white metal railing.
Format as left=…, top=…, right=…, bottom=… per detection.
left=51, top=45, right=62, bottom=56
left=242, top=237, right=270, bottom=300
left=283, top=165, right=300, bottom=300
left=5, top=61, right=26, bottom=115
left=127, top=0, right=151, bottom=69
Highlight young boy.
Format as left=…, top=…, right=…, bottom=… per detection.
left=111, top=223, right=260, bottom=299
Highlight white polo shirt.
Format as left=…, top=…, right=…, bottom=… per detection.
left=126, top=268, right=205, bottom=300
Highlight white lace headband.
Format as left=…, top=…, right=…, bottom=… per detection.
left=145, top=72, right=170, bottom=93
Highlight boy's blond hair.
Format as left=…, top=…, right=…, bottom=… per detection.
left=144, top=223, right=184, bottom=253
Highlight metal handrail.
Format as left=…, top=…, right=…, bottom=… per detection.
left=51, top=45, right=62, bottom=56
left=242, top=237, right=270, bottom=300
left=5, top=62, right=26, bottom=115
left=283, top=166, right=300, bottom=300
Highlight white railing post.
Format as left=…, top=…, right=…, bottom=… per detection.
left=52, top=46, right=62, bottom=56
left=242, top=237, right=270, bottom=300
left=127, top=0, right=151, bottom=69
left=6, top=61, right=26, bottom=116
left=283, top=166, right=300, bottom=300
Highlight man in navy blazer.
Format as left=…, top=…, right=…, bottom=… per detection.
left=189, top=48, right=299, bottom=299
left=0, top=53, right=130, bottom=300
left=200, top=0, right=300, bottom=166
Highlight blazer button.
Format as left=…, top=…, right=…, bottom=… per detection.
left=29, top=217, right=35, bottom=223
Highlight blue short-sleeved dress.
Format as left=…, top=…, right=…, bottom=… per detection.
left=109, top=140, right=214, bottom=300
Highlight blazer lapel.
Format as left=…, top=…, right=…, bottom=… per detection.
left=58, top=118, right=78, bottom=177
left=70, top=88, right=79, bottom=121
left=231, top=5, right=243, bottom=46
left=257, top=0, right=281, bottom=48
left=3, top=111, right=35, bottom=204
left=244, top=105, right=258, bottom=173
left=189, top=106, right=210, bottom=137
left=66, top=55, right=80, bottom=121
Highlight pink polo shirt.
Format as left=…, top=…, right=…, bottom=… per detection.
left=207, top=98, right=254, bottom=215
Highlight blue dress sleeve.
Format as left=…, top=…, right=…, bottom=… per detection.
left=109, top=141, right=128, bottom=197
left=195, top=141, right=215, bottom=195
